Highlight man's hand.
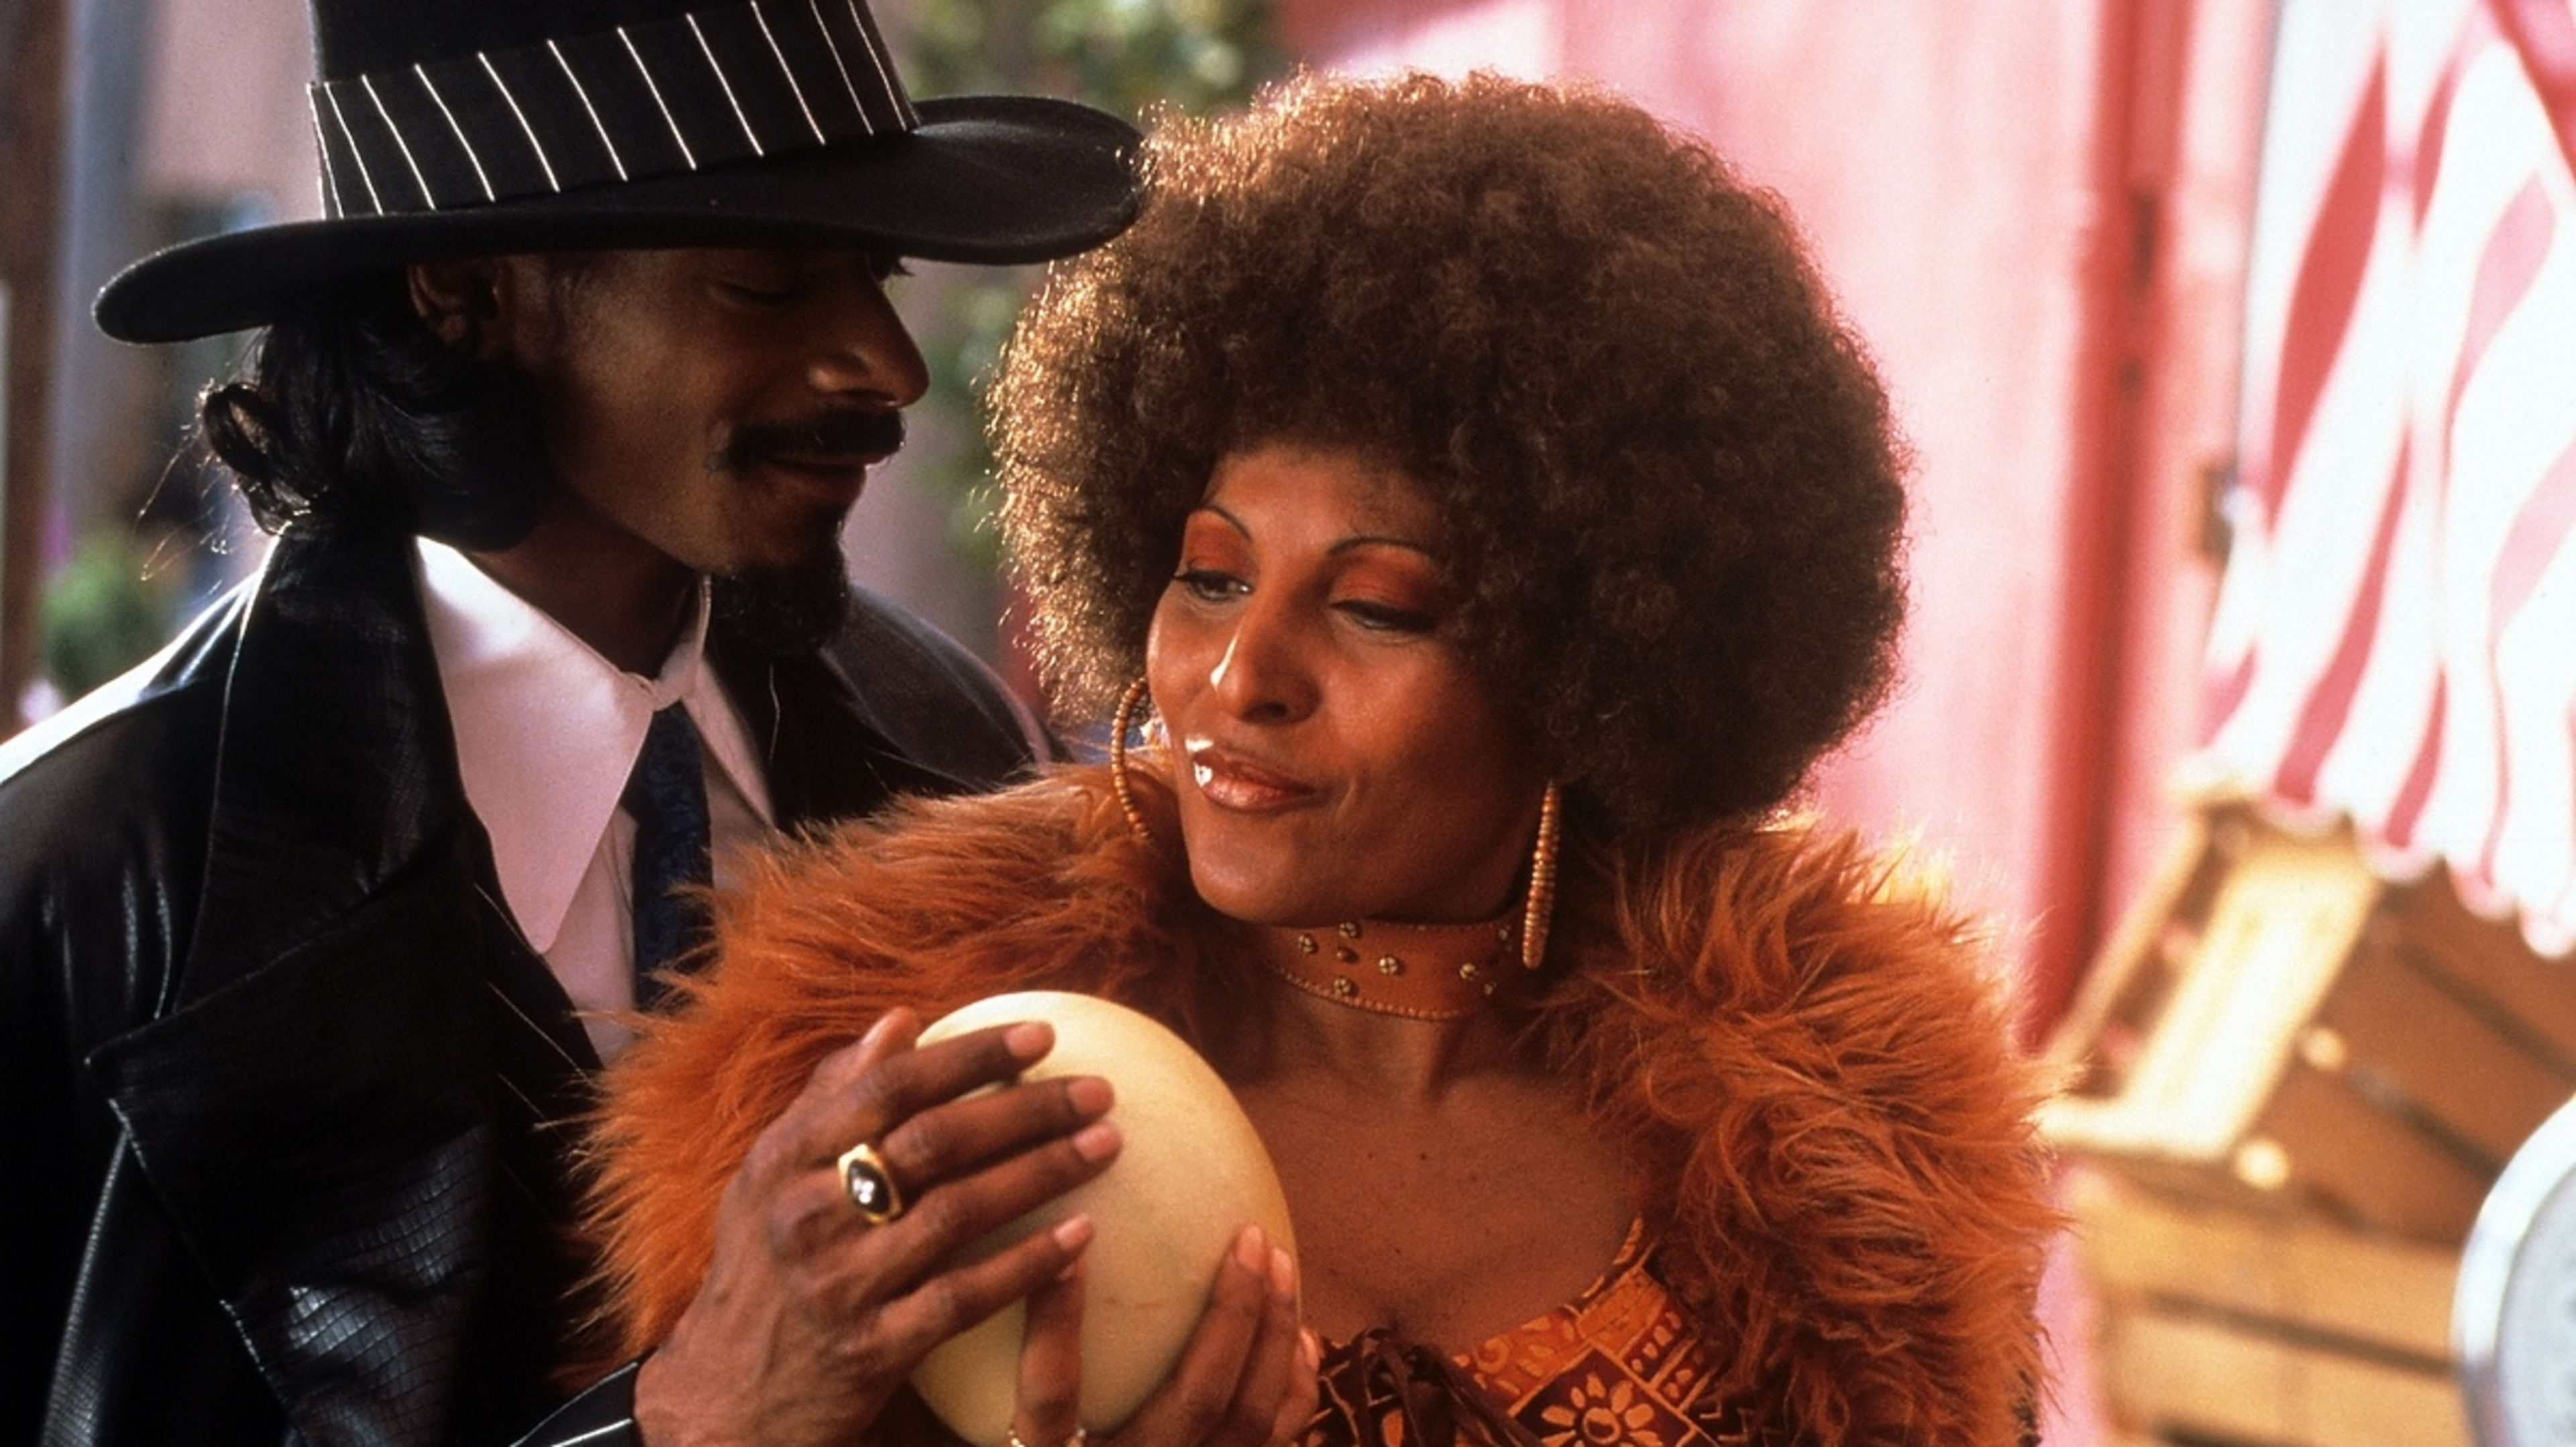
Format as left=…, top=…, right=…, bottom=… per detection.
left=634, top=1008, right=1121, bottom=1446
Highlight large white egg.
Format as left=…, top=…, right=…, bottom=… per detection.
left=910, top=991, right=1295, bottom=1442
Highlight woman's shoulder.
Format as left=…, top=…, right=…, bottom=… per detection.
left=1561, top=816, right=2057, bottom=1447
left=1588, top=812, right=2047, bottom=1176
left=1605, top=812, right=2002, bottom=1014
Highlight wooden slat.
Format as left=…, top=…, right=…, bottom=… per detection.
left=2057, top=1148, right=2294, bottom=1222
left=2392, top=878, right=2576, bottom=1063
left=2258, top=1064, right=2489, bottom=1241
left=2070, top=1172, right=2459, bottom=1360
left=2321, top=945, right=2576, bottom=1165
left=2101, top=1307, right=2471, bottom=1447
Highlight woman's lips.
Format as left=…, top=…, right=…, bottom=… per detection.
left=1187, top=746, right=1321, bottom=812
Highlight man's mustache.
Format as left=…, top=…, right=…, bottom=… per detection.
left=717, top=409, right=906, bottom=470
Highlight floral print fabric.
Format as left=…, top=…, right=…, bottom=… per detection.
left=1301, top=1224, right=1777, bottom=1447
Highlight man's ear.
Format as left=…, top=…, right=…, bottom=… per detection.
left=407, top=258, right=512, bottom=358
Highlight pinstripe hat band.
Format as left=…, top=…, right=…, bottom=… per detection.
left=311, top=1, right=916, bottom=217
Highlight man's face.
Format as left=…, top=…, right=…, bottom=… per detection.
left=468, top=246, right=928, bottom=630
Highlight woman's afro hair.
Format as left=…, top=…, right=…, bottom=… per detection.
left=994, top=70, right=1910, bottom=841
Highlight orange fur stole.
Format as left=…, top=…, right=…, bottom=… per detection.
left=585, top=765, right=2057, bottom=1445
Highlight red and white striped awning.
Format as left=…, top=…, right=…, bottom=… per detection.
left=2194, top=0, right=2576, bottom=955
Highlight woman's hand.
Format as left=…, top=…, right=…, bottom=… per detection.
left=633, top=1008, right=1122, bottom=1447
left=1010, top=1224, right=1320, bottom=1447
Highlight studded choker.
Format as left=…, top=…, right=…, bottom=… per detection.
left=1248, top=914, right=1522, bottom=1020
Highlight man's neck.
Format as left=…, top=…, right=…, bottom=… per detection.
left=466, top=500, right=697, bottom=676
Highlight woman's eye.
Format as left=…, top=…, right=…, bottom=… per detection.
left=1173, top=568, right=1244, bottom=602
left=1337, top=599, right=1438, bottom=634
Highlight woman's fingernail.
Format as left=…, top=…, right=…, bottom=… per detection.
left=1065, top=1076, right=1113, bottom=1116
left=1071, top=1121, right=1120, bottom=1161
left=1301, top=1328, right=1322, bottom=1370
left=1235, top=1224, right=1268, bottom=1269
left=1267, top=1245, right=1296, bottom=1295
left=1005, top=1022, right=1053, bottom=1061
left=1052, top=1214, right=1094, bottom=1251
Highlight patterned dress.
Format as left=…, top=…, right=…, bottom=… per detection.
left=1301, top=1223, right=1782, bottom=1447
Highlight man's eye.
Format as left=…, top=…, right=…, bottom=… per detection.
left=717, top=272, right=806, bottom=303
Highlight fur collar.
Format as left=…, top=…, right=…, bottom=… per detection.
left=586, top=765, right=2055, bottom=1444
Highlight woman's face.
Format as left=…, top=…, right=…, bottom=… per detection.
left=1145, top=443, right=1548, bottom=926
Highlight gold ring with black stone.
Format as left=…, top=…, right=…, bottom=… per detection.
left=837, top=1140, right=906, bottom=1224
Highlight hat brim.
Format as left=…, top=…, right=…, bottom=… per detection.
left=95, top=94, right=1140, bottom=342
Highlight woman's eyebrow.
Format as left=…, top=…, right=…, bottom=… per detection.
left=1327, top=533, right=1440, bottom=560
left=1186, top=502, right=1250, bottom=537
left=1191, top=502, right=1438, bottom=559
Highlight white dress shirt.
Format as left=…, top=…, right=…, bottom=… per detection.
left=415, top=538, right=773, bottom=1061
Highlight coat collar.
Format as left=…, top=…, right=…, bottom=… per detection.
left=87, top=519, right=530, bottom=1440
left=705, top=610, right=975, bottom=830
left=186, top=519, right=468, bottom=994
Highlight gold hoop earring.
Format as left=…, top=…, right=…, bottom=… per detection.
left=1110, top=678, right=1155, bottom=846
left=1520, top=781, right=1562, bottom=971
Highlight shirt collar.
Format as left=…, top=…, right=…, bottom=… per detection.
left=415, top=537, right=771, bottom=952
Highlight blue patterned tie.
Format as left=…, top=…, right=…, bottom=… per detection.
left=621, top=704, right=712, bottom=1009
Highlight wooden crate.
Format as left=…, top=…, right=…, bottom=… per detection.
left=2041, top=800, right=2576, bottom=1242
left=2043, top=800, right=2576, bottom=1446
left=2071, top=1170, right=2467, bottom=1447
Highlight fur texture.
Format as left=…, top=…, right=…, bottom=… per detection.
left=584, top=765, right=2057, bottom=1444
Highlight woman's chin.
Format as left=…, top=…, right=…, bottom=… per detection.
left=1192, top=884, right=1319, bottom=928
left=1185, top=859, right=1336, bottom=928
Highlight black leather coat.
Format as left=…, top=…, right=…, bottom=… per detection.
left=0, top=517, right=1039, bottom=1445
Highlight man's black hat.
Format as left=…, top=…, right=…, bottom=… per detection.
left=95, top=0, right=1143, bottom=341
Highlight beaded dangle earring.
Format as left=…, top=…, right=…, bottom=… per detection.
left=1520, top=780, right=1563, bottom=971
left=1110, top=677, right=1156, bottom=846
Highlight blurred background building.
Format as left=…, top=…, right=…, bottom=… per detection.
left=6, top=3, right=2574, bottom=1444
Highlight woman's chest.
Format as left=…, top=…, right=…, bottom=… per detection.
left=1238, top=1081, right=1637, bottom=1347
